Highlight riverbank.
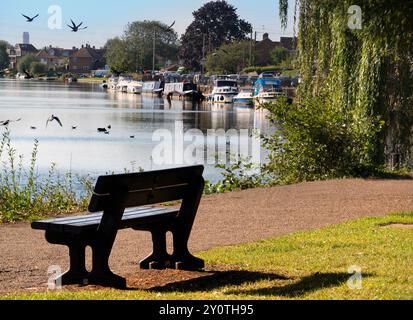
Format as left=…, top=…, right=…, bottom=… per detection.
left=1, top=178, right=413, bottom=293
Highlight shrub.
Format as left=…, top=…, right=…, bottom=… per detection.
left=261, top=96, right=384, bottom=184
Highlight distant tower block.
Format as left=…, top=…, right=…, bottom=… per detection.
left=23, top=32, right=30, bottom=44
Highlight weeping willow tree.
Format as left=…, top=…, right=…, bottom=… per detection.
left=277, top=0, right=413, bottom=169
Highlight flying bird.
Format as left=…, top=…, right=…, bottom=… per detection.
left=67, top=19, right=88, bottom=32
left=30, top=126, right=37, bottom=130
left=0, top=118, right=21, bottom=126
left=97, top=128, right=108, bottom=133
left=22, top=14, right=39, bottom=22
left=72, top=126, right=77, bottom=130
left=166, top=21, right=176, bottom=31
left=46, top=115, right=63, bottom=127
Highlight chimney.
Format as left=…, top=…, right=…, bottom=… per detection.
left=93, top=46, right=95, bottom=49
left=81, top=44, right=84, bottom=48
left=263, top=33, right=269, bottom=41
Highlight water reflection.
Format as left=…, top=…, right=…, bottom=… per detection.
left=0, top=79, right=271, bottom=182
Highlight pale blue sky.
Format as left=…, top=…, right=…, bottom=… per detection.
left=0, top=0, right=296, bottom=49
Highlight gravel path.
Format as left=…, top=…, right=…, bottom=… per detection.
left=1, top=178, right=413, bottom=292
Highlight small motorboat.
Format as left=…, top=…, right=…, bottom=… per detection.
left=208, top=77, right=239, bottom=103
left=127, top=81, right=143, bottom=94
left=233, top=89, right=254, bottom=106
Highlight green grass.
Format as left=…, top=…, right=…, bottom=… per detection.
left=2, top=213, right=413, bottom=300
left=77, top=77, right=108, bottom=83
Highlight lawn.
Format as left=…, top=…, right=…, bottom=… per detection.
left=2, top=213, right=413, bottom=300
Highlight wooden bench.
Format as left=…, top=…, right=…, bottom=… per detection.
left=31, top=165, right=205, bottom=288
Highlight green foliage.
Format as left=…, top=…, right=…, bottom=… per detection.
left=205, top=157, right=268, bottom=194
left=279, top=0, right=413, bottom=169
left=105, top=20, right=179, bottom=73
left=104, top=37, right=134, bottom=74
left=30, top=62, right=47, bottom=76
left=205, top=41, right=254, bottom=74
left=0, top=40, right=10, bottom=70
left=262, top=96, right=384, bottom=183
left=0, top=129, right=92, bottom=223
left=17, top=54, right=40, bottom=75
left=271, top=46, right=290, bottom=66
left=243, top=65, right=281, bottom=74
left=180, top=0, right=252, bottom=70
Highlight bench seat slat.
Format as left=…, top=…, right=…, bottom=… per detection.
left=31, top=207, right=179, bottom=233
left=34, top=207, right=164, bottom=225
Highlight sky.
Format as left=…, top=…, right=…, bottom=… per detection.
left=0, top=0, right=296, bottom=49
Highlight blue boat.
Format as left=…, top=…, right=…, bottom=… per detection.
left=253, top=76, right=285, bottom=104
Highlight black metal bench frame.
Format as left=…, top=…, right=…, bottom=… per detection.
left=32, top=165, right=205, bottom=288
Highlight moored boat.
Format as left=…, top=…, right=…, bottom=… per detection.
left=163, top=82, right=201, bottom=101
left=233, top=88, right=254, bottom=106
left=253, top=76, right=286, bottom=104
left=208, top=77, right=239, bottom=103
left=126, top=81, right=143, bottom=94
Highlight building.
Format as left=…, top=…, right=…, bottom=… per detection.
left=37, top=46, right=77, bottom=70
left=23, top=32, right=30, bottom=45
left=254, top=33, right=297, bottom=66
left=7, top=43, right=38, bottom=69
left=69, top=44, right=106, bottom=73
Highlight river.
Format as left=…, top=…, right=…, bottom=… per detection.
left=0, top=78, right=271, bottom=183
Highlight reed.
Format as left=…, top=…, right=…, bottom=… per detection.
left=0, top=129, right=93, bottom=223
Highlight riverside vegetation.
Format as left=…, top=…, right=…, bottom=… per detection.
left=0, top=129, right=93, bottom=223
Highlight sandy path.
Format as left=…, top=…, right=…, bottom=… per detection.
left=1, top=178, right=413, bottom=292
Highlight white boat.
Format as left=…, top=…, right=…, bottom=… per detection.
left=208, top=77, right=239, bottom=103
left=142, top=81, right=163, bottom=95
left=233, top=89, right=254, bottom=105
left=108, top=76, right=119, bottom=90
left=254, top=88, right=287, bottom=104
left=127, top=81, right=143, bottom=94
left=116, top=78, right=133, bottom=93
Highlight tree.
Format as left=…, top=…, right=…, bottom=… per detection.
left=30, top=62, right=47, bottom=76
left=271, top=47, right=290, bottom=66
left=0, top=40, right=10, bottom=70
left=205, top=41, right=254, bottom=74
left=17, top=54, right=40, bottom=76
left=105, top=20, right=179, bottom=74
left=273, top=0, right=413, bottom=175
left=105, top=38, right=134, bottom=74
left=180, top=0, right=252, bottom=71
left=125, top=20, right=179, bottom=71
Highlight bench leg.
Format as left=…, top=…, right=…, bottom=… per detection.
left=56, top=243, right=88, bottom=286
left=140, top=230, right=171, bottom=270
left=170, top=232, right=204, bottom=271
left=87, top=242, right=126, bottom=289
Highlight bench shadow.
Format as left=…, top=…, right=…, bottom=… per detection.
left=142, top=271, right=372, bottom=298
left=226, top=272, right=373, bottom=298
left=145, top=270, right=289, bottom=293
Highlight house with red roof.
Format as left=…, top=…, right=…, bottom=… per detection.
left=69, top=44, right=106, bottom=73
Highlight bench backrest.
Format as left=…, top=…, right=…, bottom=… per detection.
left=88, top=165, right=205, bottom=213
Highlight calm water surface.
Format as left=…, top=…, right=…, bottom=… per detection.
left=0, top=79, right=271, bottom=183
